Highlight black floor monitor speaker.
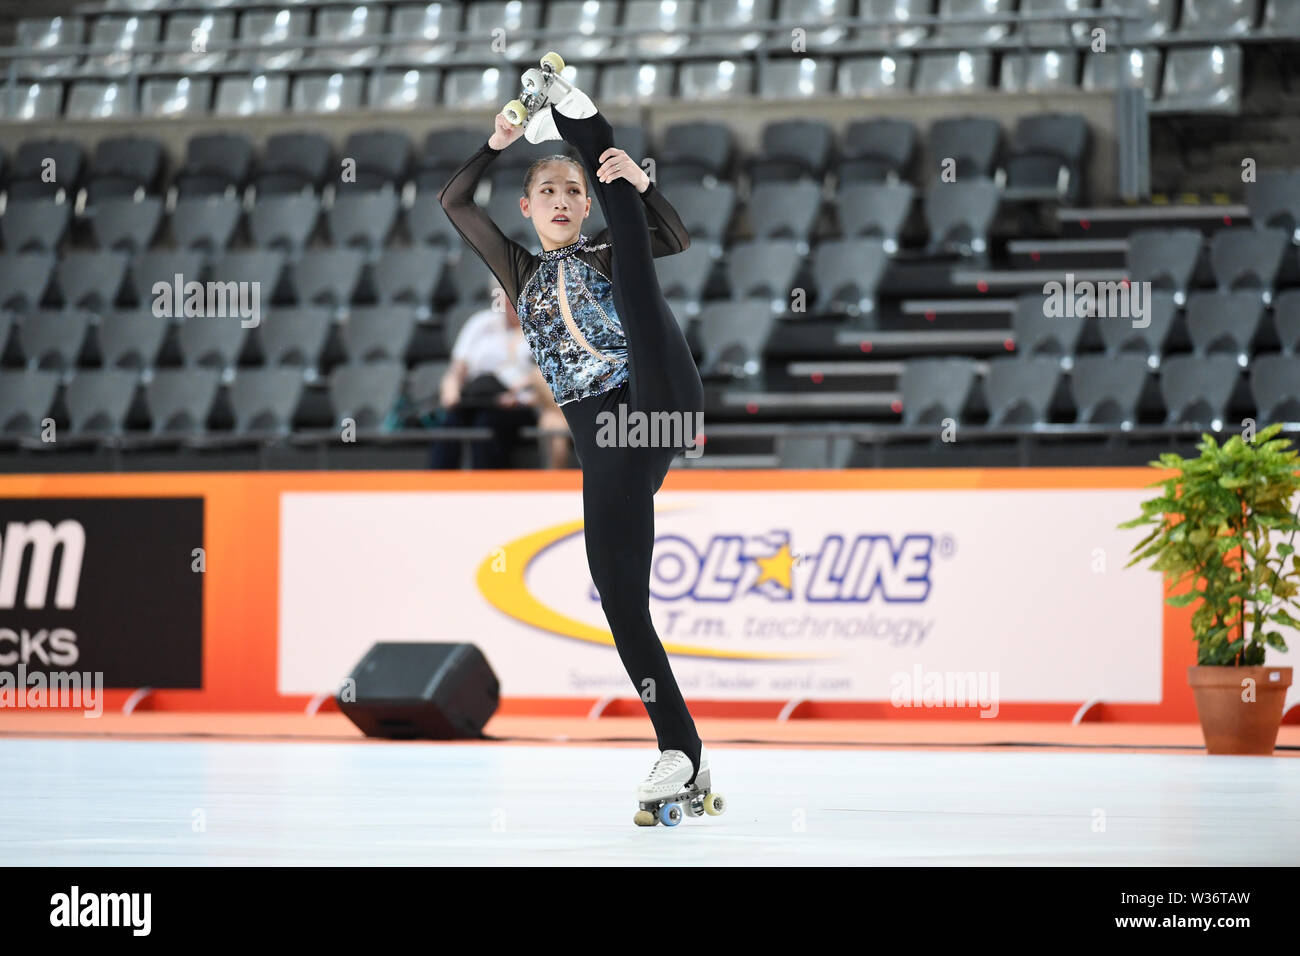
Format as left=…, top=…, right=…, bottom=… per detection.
left=337, top=642, right=499, bottom=739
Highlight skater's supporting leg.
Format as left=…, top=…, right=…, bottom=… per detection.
left=552, top=107, right=703, bottom=424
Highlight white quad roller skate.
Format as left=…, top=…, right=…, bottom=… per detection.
left=633, top=746, right=725, bottom=828
left=502, top=51, right=596, bottom=144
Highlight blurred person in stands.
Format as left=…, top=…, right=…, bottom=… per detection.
left=431, top=282, right=571, bottom=469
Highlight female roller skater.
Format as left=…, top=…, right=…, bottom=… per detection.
left=438, top=83, right=716, bottom=822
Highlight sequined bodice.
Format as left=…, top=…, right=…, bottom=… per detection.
left=516, top=233, right=629, bottom=406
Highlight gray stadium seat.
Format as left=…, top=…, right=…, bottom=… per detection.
left=835, top=54, right=915, bottom=97
left=536, top=1, right=618, bottom=59
left=1245, top=169, right=1300, bottom=241
left=172, top=195, right=242, bottom=254
left=606, top=0, right=696, bottom=58
left=177, top=312, right=247, bottom=369
left=456, top=2, right=543, bottom=60
left=664, top=182, right=735, bottom=253
left=98, top=310, right=167, bottom=368
left=292, top=249, right=366, bottom=308
left=310, top=5, right=384, bottom=68
left=1126, top=228, right=1202, bottom=305
left=776, top=0, right=854, bottom=51
left=65, top=369, right=139, bottom=436
left=726, top=239, right=804, bottom=313
left=174, top=133, right=253, bottom=197
left=811, top=238, right=889, bottom=317
left=373, top=246, right=446, bottom=311
left=1000, top=51, right=1079, bottom=94
left=255, top=132, right=332, bottom=195
left=140, top=77, right=212, bottom=118
left=13, top=16, right=83, bottom=77
left=158, top=12, right=234, bottom=72
left=255, top=307, right=332, bottom=368
left=340, top=307, right=418, bottom=362
left=0, top=82, right=64, bottom=122
left=937, top=0, right=1016, bottom=42
left=144, top=367, right=220, bottom=434
left=248, top=193, right=322, bottom=254
left=679, top=61, right=756, bottom=101
left=368, top=69, right=441, bottom=111
left=16, top=310, right=91, bottom=369
left=689, top=0, right=769, bottom=55
left=87, top=135, right=164, bottom=200
left=1, top=198, right=71, bottom=252
left=1157, top=45, right=1243, bottom=113
left=660, top=122, right=735, bottom=181
left=328, top=359, right=407, bottom=428
left=56, top=251, right=128, bottom=312
left=900, top=358, right=980, bottom=425
left=0, top=369, right=60, bottom=437
left=1178, top=0, right=1260, bottom=37
left=652, top=244, right=714, bottom=308
left=1005, top=113, right=1090, bottom=203
left=211, top=250, right=285, bottom=306
left=485, top=189, right=538, bottom=247
left=329, top=188, right=400, bottom=251
left=696, top=299, right=775, bottom=380
left=839, top=119, right=916, bottom=183
left=1249, top=354, right=1300, bottom=421
left=749, top=119, right=833, bottom=183
left=758, top=58, right=835, bottom=100
left=1082, top=47, right=1162, bottom=100
left=1159, top=355, right=1241, bottom=425
left=441, top=67, right=515, bottom=111
left=1185, top=291, right=1265, bottom=363
left=231, top=10, right=309, bottom=70
left=1071, top=354, right=1151, bottom=425
left=0, top=252, right=55, bottom=312
left=916, top=52, right=994, bottom=94
left=924, top=179, right=1001, bottom=256
left=837, top=182, right=914, bottom=255
left=1260, top=0, right=1300, bottom=35
left=985, top=356, right=1064, bottom=426
left=291, top=72, right=365, bottom=113
left=747, top=181, right=823, bottom=251
left=1096, top=290, right=1179, bottom=365
left=127, top=250, right=206, bottom=305
left=384, top=3, right=461, bottom=63
left=342, top=130, right=413, bottom=190
left=81, top=14, right=159, bottom=74
left=1020, top=0, right=1096, bottom=44
left=1012, top=292, right=1088, bottom=359
left=406, top=192, right=462, bottom=249
left=214, top=75, right=289, bottom=116
left=856, top=0, right=930, bottom=45
left=1114, top=0, right=1178, bottom=41
left=599, top=62, right=677, bottom=105
left=1272, top=289, right=1300, bottom=353
left=87, top=196, right=163, bottom=251
left=227, top=368, right=303, bottom=434
left=776, top=434, right=856, bottom=468
left=1209, top=227, right=1289, bottom=301
left=65, top=81, right=135, bottom=120
left=929, top=117, right=1003, bottom=180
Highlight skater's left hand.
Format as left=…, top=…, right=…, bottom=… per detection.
left=597, top=148, right=649, bottom=192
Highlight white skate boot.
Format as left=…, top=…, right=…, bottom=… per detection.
left=633, top=745, right=725, bottom=827
left=501, top=51, right=597, bottom=144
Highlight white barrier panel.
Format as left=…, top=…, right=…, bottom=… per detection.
left=279, top=488, right=1168, bottom=705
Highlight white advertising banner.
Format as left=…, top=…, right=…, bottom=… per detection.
left=279, top=488, right=1172, bottom=706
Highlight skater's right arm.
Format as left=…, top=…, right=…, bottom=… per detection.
left=438, top=121, right=530, bottom=305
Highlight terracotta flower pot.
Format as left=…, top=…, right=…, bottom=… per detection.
left=1187, top=666, right=1293, bottom=755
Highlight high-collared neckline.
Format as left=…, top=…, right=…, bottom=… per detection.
left=539, top=234, right=590, bottom=260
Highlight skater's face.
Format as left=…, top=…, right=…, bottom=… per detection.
left=523, top=161, right=590, bottom=250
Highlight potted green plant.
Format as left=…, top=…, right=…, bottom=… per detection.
left=1119, top=423, right=1299, bottom=754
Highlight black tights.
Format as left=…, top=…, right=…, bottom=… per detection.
left=552, top=106, right=705, bottom=781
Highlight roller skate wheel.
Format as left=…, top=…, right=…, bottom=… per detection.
left=540, top=51, right=565, bottom=74
left=522, top=68, right=544, bottom=93
left=503, top=99, right=526, bottom=126
left=703, top=792, right=725, bottom=816
left=659, top=803, right=682, bottom=827
left=633, top=809, right=656, bottom=827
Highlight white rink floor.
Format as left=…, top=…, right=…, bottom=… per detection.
left=2, top=738, right=1297, bottom=865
